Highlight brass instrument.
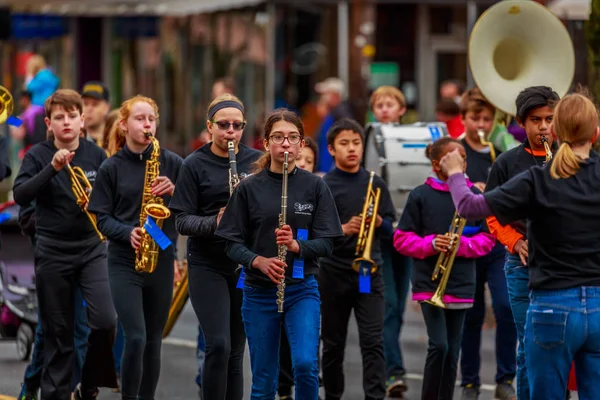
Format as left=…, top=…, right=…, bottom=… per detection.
left=541, top=136, right=552, bottom=164
left=135, top=132, right=172, bottom=274
left=163, top=259, right=189, bottom=338
left=276, top=151, right=289, bottom=313
left=0, top=86, right=14, bottom=125
left=66, top=164, right=106, bottom=241
left=426, top=211, right=467, bottom=308
left=477, top=129, right=496, bottom=163
left=228, top=140, right=240, bottom=195
left=352, top=171, right=382, bottom=274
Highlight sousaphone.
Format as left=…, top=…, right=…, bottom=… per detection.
left=0, top=85, right=15, bottom=125
left=468, top=0, right=575, bottom=117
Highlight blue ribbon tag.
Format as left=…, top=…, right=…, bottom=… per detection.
left=292, top=229, right=308, bottom=279
left=144, top=216, right=172, bottom=250
left=358, top=262, right=371, bottom=294
left=0, top=212, right=10, bottom=224
left=236, top=268, right=246, bottom=289
left=6, top=116, right=23, bottom=127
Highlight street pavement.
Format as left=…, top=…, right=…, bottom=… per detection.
left=1, top=299, right=517, bottom=400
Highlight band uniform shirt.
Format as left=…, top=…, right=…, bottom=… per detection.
left=320, top=167, right=396, bottom=272
left=215, top=167, right=344, bottom=288
left=13, top=139, right=106, bottom=241
left=485, top=140, right=550, bottom=252
left=483, top=151, right=600, bottom=290
left=87, top=143, right=183, bottom=259
left=169, top=143, right=262, bottom=258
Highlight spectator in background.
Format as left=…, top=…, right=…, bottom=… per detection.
left=25, top=55, right=59, bottom=107
left=11, top=91, right=46, bottom=160
left=81, top=81, right=111, bottom=147
left=439, top=79, right=466, bottom=105
left=436, top=98, right=464, bottom=139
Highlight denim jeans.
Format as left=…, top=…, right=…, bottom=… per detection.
left=460, top=249, right=517, bottom=386
left=504, top=253, right=530, bottom=399
left=382, top=247, right=412, bottom=379
left=526, top=287, right=600, bottom=400
left=242, top=275, right=320, bottom=400
left=22, top=285, right=90, bottom=393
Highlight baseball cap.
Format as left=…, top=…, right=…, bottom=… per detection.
left=81, top=81, right=110, bottom=102
left=315, top=77, right=345, bottom=96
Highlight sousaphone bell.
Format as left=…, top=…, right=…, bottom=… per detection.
left=0, top=85, right=22, bottom=127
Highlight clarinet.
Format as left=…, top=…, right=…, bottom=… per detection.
left=228, top=140, right=240, bottom=195
left=276, top=151, right=289, bottom=313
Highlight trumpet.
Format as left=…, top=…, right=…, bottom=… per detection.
left=352, top=171, right=381, bottom=274
left=276, top=151, right=289, bottom=313
left=228, top=140, right=240, bottom=195
left=541, top=136, right=552, bottom=164
left=477, top=129, right=496, bottom=163
left=66, top=164, right=105, bottom=241
left=426, top=211, right=467, bottom=308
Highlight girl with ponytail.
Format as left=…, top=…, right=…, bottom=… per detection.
left=436, top=93, right=600, bottom=399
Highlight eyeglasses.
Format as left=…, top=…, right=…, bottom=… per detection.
left=269, top=134, right=302, bottom=145
left=212, top=120, right=246, bottom=131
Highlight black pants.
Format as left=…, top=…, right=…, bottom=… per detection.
left=188, top=255, right=246, bottom=400
left=318, top=266, right=386, bottom=400
left=108, top=250, right=173, bottom=400
left=35, top=236, right=118, bottom=400
left=420, top=303, right=467, bottom=400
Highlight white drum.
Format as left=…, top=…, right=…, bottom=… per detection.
left=363, top=122, right=449, bottom=216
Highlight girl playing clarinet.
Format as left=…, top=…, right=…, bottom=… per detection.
left=215, top=108, right=343, bottom=399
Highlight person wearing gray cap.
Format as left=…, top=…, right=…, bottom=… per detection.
left=81, top=81, right=111, bottom=147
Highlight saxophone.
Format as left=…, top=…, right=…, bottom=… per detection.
left=276, top=151, right=289, bottom=313
left=135, top=132, right=172, bottom=274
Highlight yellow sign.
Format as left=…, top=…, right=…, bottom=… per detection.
left=362, top=44, right=376, bottom=58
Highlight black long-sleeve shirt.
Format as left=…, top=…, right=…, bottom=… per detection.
left=87, top=143, right=183, bottom=260
left=13, top=139, right=106, bottom=241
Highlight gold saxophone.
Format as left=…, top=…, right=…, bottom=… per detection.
left=66, top=164, right=105, bottom=241
left=477, top=129, right=496, bottom=163
left=541, top=136, right=553, bottom=164
left=425, top=211, right=467, bottom=308
left=352, top=171, right=381, bottom=274
left=135, top=132, right=172, bottom=274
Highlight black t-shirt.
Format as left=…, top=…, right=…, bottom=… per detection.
left=399, top=183, right=485, bottom=298
left=87, top=143, right=183, bottom=257
left=215, top=167, right=343, bottom=287
left=13, top=139, right=106, bottom=241
left=485, top=141, right=547, bottom=237
left=169, top=143, right=262, bottom=257
left=320, top=167, right=396, bottom=272
left=484, top=151, right=600, bottom=290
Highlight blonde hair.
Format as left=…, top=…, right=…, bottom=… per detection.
left=26, top=55, right=47, bottom=76
left=109, top=95, right=159, bottom=154
left=459, top=87, right=496, bottom=117
left=550, top=93, right=599, bottom=179
left=369, top=86, right=407, bottom=110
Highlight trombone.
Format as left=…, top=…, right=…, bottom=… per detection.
left=66, top=164, right=105, bottom=241
left=352, top=171, right=381, bottom=274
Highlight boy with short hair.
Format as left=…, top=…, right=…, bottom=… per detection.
left=320, top=118, right=397, bottom=400
left=13, top=89, right=117, bottom=400
left=458, top=88, right=517, bottom=400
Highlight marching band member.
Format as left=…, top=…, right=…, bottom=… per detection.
left=369, top=86, right=412, bottom=396
left=13, top=89, right=118, bottom=400
left=394, top=137, right=495, bottom=400
left=457, top=88, right=517, bottom=400
left=87, top=95, right=183, bottom=400
left=215, top=108, right=343, bottom=399
left=319, top=118, right=396, bottom=400
left=484, top=86, right=559, bottom=400
left=169, top=94, right=262, bottom=399
left=440, top=92, right=600, bottom=400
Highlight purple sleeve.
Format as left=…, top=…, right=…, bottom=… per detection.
left=446, top=174, right=493, bottom=219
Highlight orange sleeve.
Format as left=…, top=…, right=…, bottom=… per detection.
left=486, top=216, right=524, bottom=254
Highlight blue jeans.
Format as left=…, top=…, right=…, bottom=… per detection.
left=505, top=253, right=530, bottom=399
left=113, top=321, right=124, bottom=376
left=526, top=287, right=600, bottom=400
left=21, top=286, right=89, bottom=393
left=242, top=275, right=320, bottom=400
left=460, top=249, right=517, bottom=386
left=196, top=325, right=206, bottom=387
left=382, top=248, right=412, bottom=378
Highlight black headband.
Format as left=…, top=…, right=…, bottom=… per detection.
left=208, top=100, right=244, bottom=120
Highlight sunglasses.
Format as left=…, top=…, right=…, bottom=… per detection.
left=211, top=120, right=246, bottom=131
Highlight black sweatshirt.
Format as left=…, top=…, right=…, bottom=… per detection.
left=87, top=143, right=183, bottom=259
left=320, top=167, right=396, bottom=273
left=13, top=139, right=106, bottom=241
left=215, top=167, right=344, bottom=288
left=169, top=143, right=262, bottom=259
